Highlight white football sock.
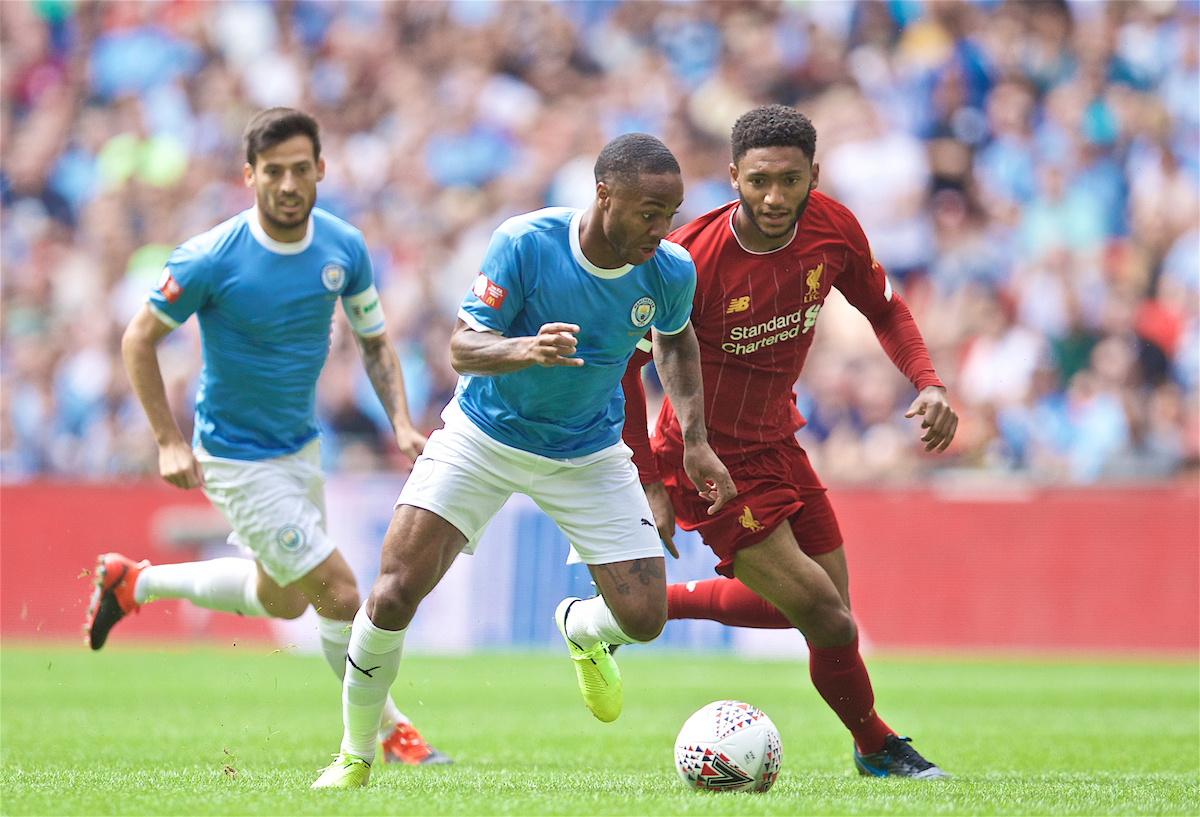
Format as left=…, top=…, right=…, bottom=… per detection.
left=315, top=615, right=407, bottom=738
left=565, top=596, right=640, bottom=649
left=316, top=615, right=353, bottom=679
left=378, top=698, right=408, bottom=738
left=134, top=558, right=268, bottom=617
left=341, top=604, right=406, bottom=762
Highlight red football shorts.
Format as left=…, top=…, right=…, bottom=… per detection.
left=656, top=437, right=843, bottom=578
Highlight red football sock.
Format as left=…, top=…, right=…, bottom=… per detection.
left=808, top=635, right=893, bottom=754
left=667, top=578, right=793, bottom=629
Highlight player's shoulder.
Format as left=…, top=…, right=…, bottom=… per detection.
left=496, top=207, right=574, bottom=241
left=667, top=201, right=738, bottom=248
left=805, top=192, right=868, bottom=244
left=311, top=207, right=366, bottom=246
left=653, top=238, right=696, bottom=280
left=171, top=210, right=250, bottom=266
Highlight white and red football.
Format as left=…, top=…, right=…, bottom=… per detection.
left=674, top=699, right=782, bottom=793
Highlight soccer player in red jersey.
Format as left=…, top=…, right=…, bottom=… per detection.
left=622, top=105, right=958, bottom=779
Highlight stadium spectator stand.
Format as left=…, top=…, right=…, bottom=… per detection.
left=2, top=0, right=1196, bottom=483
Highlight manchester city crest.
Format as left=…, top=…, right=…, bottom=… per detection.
left=276, top=524, right=306, bottom=553
left=321, top=263, right=346, bottom=292
left=631, top=296, right=656, bottom=328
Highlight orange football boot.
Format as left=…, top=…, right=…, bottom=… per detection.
left=379, top=722, right=453, bottom=765
left=83, top=553, right=150, bottom=650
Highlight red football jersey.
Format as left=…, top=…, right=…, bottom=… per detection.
left=640, top=193, right=942, bottom=466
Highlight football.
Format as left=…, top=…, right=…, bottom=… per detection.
left=674, top=700, right=782, bottom=793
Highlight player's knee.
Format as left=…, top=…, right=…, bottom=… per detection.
left=616, top=604, right=667, bottom=643
left=365, top=572, right=423, bottom=631
left=810, top=603, right=856, bottom=647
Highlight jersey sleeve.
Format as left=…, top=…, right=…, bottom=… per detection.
left=458, top=227, right=526, bottom=334
left=833, top=214, right=944, bottom=392
left=340, top=234, right=387, bottom=338
left=343, top=232, right=374, bottom=297
left=620, top=339, right=661, bottom=484
left=651, top=245, right=696, bottom=335
left=146, top=239, right=212, bottom=328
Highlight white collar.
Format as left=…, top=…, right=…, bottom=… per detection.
left=728, top=204, right=797, bottom=256
left=247, top=207, right=314, bottom=255
left=570, top=209, right=633, bottom=279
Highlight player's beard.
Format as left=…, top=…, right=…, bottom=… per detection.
left=259, top=190, right=315, bottom=233
left=739, top=189, right=813, bottom=241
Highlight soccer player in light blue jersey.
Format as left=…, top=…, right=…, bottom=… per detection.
left=313, top=133, right=737, bottom=788
left=84, top=108, right=450, bottom=766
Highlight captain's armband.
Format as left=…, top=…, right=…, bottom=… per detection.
left=342, top=285, right=387, bottom=338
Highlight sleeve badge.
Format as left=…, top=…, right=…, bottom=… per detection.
left=157, top=268, right=183, bottom=303
left=472, top=273, right=508, bottom=309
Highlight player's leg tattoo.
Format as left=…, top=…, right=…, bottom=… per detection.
left=596, top=558, right=664, bottom=596
left=595, top=563, right=631, bottom=595
left=626, top=558, right=663, bottom=587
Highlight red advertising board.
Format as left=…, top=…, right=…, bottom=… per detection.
left=2, top=481, right=1196, bottom=653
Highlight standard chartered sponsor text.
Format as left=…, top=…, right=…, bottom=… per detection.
left=723, top=304, right=820, bottom=354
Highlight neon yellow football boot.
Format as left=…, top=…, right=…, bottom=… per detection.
left=555, top=597, right=623, bottom=723
left=311, top=752, right=371, bottom=788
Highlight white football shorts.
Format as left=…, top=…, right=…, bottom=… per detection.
left=397, top=398, right=664, bottom=565
left=196, top=439, right=335, bottom=586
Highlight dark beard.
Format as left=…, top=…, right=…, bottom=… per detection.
left=259, top=196, right=314, bottom=232
left=738, top=189, right=813, bottom=241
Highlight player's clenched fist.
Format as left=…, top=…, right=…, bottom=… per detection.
left=528, top=322, right=584, bottom=367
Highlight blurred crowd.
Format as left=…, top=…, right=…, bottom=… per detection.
left=2, top=0, right=1197, bottom=484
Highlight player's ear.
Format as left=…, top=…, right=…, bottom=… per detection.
left=316, top=156, right=326, bottom=182
left=595, top=180, right=611, bottom=210
left=242, top=163, right=254, bottom=188
left=809, top=162, right=819, bottom=191
left=729, top=162, right=739, bottom=190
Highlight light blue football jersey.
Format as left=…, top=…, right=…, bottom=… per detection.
left=456, top=207, right=695, bottom=458
left=147, top=207, right=382, bottom=460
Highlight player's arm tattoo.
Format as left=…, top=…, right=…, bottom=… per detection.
left=356, top=334, right=416, bottom=428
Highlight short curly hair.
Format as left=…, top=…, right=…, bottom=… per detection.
left=594, top=132, right=680, bottom=187
left=730, top=105, right=816, bottom=165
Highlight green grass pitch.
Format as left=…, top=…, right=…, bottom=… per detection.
left=1, top=645, right=1196, bottom=815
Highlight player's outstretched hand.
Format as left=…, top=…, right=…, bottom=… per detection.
left=159, top=439, right=205, bottom=489
left=905, top=385, right=958, bottom=453
left=393, top=425, right=427, bottom=465
left=682, top=443, right=737, bottom=516
left=529, top=323, right=584, bottom=367
left=643, top=480, right=679, bottom=558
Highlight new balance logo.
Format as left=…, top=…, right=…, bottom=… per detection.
left=727, top=296, right=750, bottom=313
left=346, top=654, right=381, bottom=678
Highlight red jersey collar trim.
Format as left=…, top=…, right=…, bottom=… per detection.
left=728, top=204, right=798, bottom=255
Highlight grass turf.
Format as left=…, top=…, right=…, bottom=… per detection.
left=1, top=645, right=1196, bottom=815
